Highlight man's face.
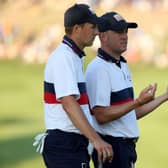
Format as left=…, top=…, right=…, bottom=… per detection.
left=78, top=23, right=98, bottom=47
left=106, top=29, right=128, bottom=55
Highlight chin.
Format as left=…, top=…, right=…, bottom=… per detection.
left=85, top=41, right=93, bottom=47
left=122, top=47, right=127, bottom=53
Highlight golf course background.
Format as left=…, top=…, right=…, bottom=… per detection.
left=0, top=0, right=168, bottom=167
left=0, top=57, right=168, bottom=168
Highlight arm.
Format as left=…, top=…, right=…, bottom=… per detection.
left=61, top=95, right=113, bottom=162
left=93, top=84, right=157, bottom=124
left=136, top=87, right=168, bottom=119
left=93, top=101, right=139, bottom=124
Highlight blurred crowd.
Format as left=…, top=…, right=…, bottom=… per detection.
left=0, top=0, right=168, bottom=68
left=0, top=22, right=62, bottom=63
left=85, top=0, right=168, bottom=10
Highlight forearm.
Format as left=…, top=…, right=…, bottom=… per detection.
left=61, top=95, right=101, bottom=142
left=136, top=94, right=168, bottom=119
left=93, top=100, right=140, bottom=124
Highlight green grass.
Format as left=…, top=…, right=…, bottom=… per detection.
left=0, top=59, right=45, bottom=168
left=0, top=58, right=168, bottom=168
left=129, top=63, right=168, bottom=168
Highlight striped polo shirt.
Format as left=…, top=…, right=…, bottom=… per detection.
left=86, top=48, right=139, bottom=138
left=44, top=36, right=91, bottom=133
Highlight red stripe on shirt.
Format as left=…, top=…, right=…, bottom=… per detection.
left=111, top=98, right=133, bottom=105
left=77, top=93, right=89, bottom=105
left=44, top=92, right=88, bottom=105
left=44, top=92, right=60, bottom=104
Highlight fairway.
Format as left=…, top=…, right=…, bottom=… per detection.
left=0, top=59, right=168, bottom=168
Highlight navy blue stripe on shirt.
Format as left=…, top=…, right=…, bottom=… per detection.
left=44, top=81, right=87, bottom=94
left=78, top=82, right=87, bottom=94
left=44, top=81, right=55, bottom=94
left=110, top=87, right=134, bottom=105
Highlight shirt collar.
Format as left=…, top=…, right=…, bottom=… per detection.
left=98, top=48, right=127, bottom=67
left=62, top=35, right=86, bottom=58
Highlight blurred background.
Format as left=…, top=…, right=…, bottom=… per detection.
left=0, top=0, right=168, bottom=168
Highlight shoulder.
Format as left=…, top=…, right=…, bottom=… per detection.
left=48, top=43, right=75, bottom=63
left=87, top=57, right=104, bottom=68
left=86, top=57, right=109, bottom=74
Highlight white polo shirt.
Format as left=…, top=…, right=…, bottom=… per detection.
left=86, top=48, right=139, bottom=138
left=44, top=36, right=91, bottom=134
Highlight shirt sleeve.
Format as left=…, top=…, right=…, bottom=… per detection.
left=52, top=52, right=80, bottom=100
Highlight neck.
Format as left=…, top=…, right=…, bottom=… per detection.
left=66, top=34, right=84, bottom=50
left=101, top=46, right=121, bottom=60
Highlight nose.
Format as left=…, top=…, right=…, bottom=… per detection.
left=121, top=31, right=128, bottom=39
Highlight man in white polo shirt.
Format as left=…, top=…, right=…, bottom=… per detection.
left=85, top=11, right=168, bottom=168
left=41, top=4, right=113, bottom=168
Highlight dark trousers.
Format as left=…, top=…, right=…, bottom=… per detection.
left=42, top=129, right=90, bottom=168
left=92, top=134, right=137, bottom=168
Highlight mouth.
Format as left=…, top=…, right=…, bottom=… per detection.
left=120, top=40, right=127, bottom=44
left=120, top=41, right=127, bottom=47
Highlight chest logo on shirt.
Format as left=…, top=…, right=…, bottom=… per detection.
left=126, top=74, right=132, bottom=81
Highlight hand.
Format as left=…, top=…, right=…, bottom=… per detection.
left=137, top=83, right=157, bottom=105
left=92, top=137, right=113, bottom=163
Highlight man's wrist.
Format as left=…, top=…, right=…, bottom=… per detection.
left=134, top=98, right=143, bottom=107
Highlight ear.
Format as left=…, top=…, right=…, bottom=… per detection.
left=99, top=32, right=107, bottom=42
left=72, top=24, right=82, bottom=34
